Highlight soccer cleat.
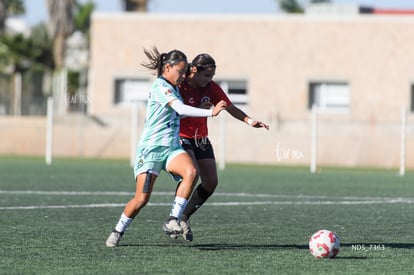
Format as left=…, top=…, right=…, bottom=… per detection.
left=180, top=220, right=193, bottom=242
left=168, top=232, right=179, bottom=239
left=105, top=230, right=123, bottom=247
left=162, top=218, right=183, bottom=237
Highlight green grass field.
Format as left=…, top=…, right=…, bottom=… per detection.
left=1, top=157, right=414, bottom=274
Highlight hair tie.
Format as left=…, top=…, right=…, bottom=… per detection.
left=160, top=53, right=167, bottom=64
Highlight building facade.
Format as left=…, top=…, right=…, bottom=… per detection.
left=85, top=13, right=414, bottom=168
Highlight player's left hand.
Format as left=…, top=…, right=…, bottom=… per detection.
left=251, top=120, right=269, bottom=130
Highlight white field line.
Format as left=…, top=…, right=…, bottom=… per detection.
left=1, top=199, right=414, bottom=210
left=0, top=190, right=411, bottom=201
left=1, top=190, right=414, bottom=210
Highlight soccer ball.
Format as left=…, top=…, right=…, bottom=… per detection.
left=309, top=229, right=340, bottom=258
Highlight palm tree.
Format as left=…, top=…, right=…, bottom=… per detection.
left=45, top=0, right=75, bottom=69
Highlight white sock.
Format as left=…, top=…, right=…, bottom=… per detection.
left=169, top=196, right=188, bottom=219
left=114, top=213, right=133, bottom=233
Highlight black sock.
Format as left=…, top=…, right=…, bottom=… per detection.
left=181, top=184, right=213, bottom=221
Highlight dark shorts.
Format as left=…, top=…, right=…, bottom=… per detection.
left=180, top=137, right=215, bottom=160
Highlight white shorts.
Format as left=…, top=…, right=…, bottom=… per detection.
left=134, top=145, right=185, bottom=181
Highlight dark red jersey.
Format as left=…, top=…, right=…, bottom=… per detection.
left=179, top=80, right=232, bottom=139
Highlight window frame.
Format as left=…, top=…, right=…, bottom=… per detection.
left=308, top=81, right=350, bottom=114
left=113, top=77, right=151, bottom=107
left=216, top=79, right=248, bottom=105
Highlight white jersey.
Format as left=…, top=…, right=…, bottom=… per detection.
left=138, top=77, right=182, bottom=148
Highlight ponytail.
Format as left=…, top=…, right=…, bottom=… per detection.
left=141, top=46, right=187, bottom=76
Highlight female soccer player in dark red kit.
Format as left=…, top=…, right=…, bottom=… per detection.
left=175, top=53, right=269, bottom=241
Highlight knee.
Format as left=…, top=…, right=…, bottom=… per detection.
left=182, top=166, right=198, bottom=181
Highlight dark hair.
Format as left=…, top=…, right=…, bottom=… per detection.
left=190, top=53, right=216, bottom=71
left=141, top=46, right=187, bottom=76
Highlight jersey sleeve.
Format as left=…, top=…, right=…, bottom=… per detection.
left=152, top=80, right=181, bottom=107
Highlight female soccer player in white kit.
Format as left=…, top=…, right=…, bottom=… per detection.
left=106, top=47, right=227, bottom=247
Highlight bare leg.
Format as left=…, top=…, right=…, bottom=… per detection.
left=162, top=152, right=199, bottom=235
left=167, top=152, right=198, bottom=200
left=106, top=173, right=157, bottom=247
left=123, top=172, right=157, bottom=218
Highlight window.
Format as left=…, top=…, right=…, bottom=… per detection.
left=217, top=80, right=248, bottom=105
left=114, top=78, right=151, bottom=106
left=308, top=82, right=350, bottom=113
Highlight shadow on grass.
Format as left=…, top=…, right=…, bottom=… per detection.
left=191, top=244, right=365, bottom=259
left=118, top=242, right=414, bottom=253
left=192, top=243, right=309, bottom=251
left=191, top=242, right=414, bottom=255
left=118, top=243, right=309, bottom=249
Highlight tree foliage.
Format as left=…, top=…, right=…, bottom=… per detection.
left=0, top=0, right=25, bottom=34
left=74, top=1, right=94, bottom=35
left=0, top=30, right=52, bottom=73
left=30, top=23, right=54, bottom=70
left=279, top=0, right=304, bottom=13
left=311, top=0, right=331, bottom=3
left=278, top=0, right=331, bottom=13
left=3, top=0, right=24, bottom=15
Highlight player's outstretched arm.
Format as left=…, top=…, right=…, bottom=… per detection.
left=226, top=104, right=269, bottom=130
left=170, top=99, right=226, bottom=118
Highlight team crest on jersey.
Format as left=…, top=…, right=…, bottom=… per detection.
left=201, top=96, right=211, bottom=103
left=137, top=158, right=144, bottom=169
left=165, top=89, right=173, bottom=96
